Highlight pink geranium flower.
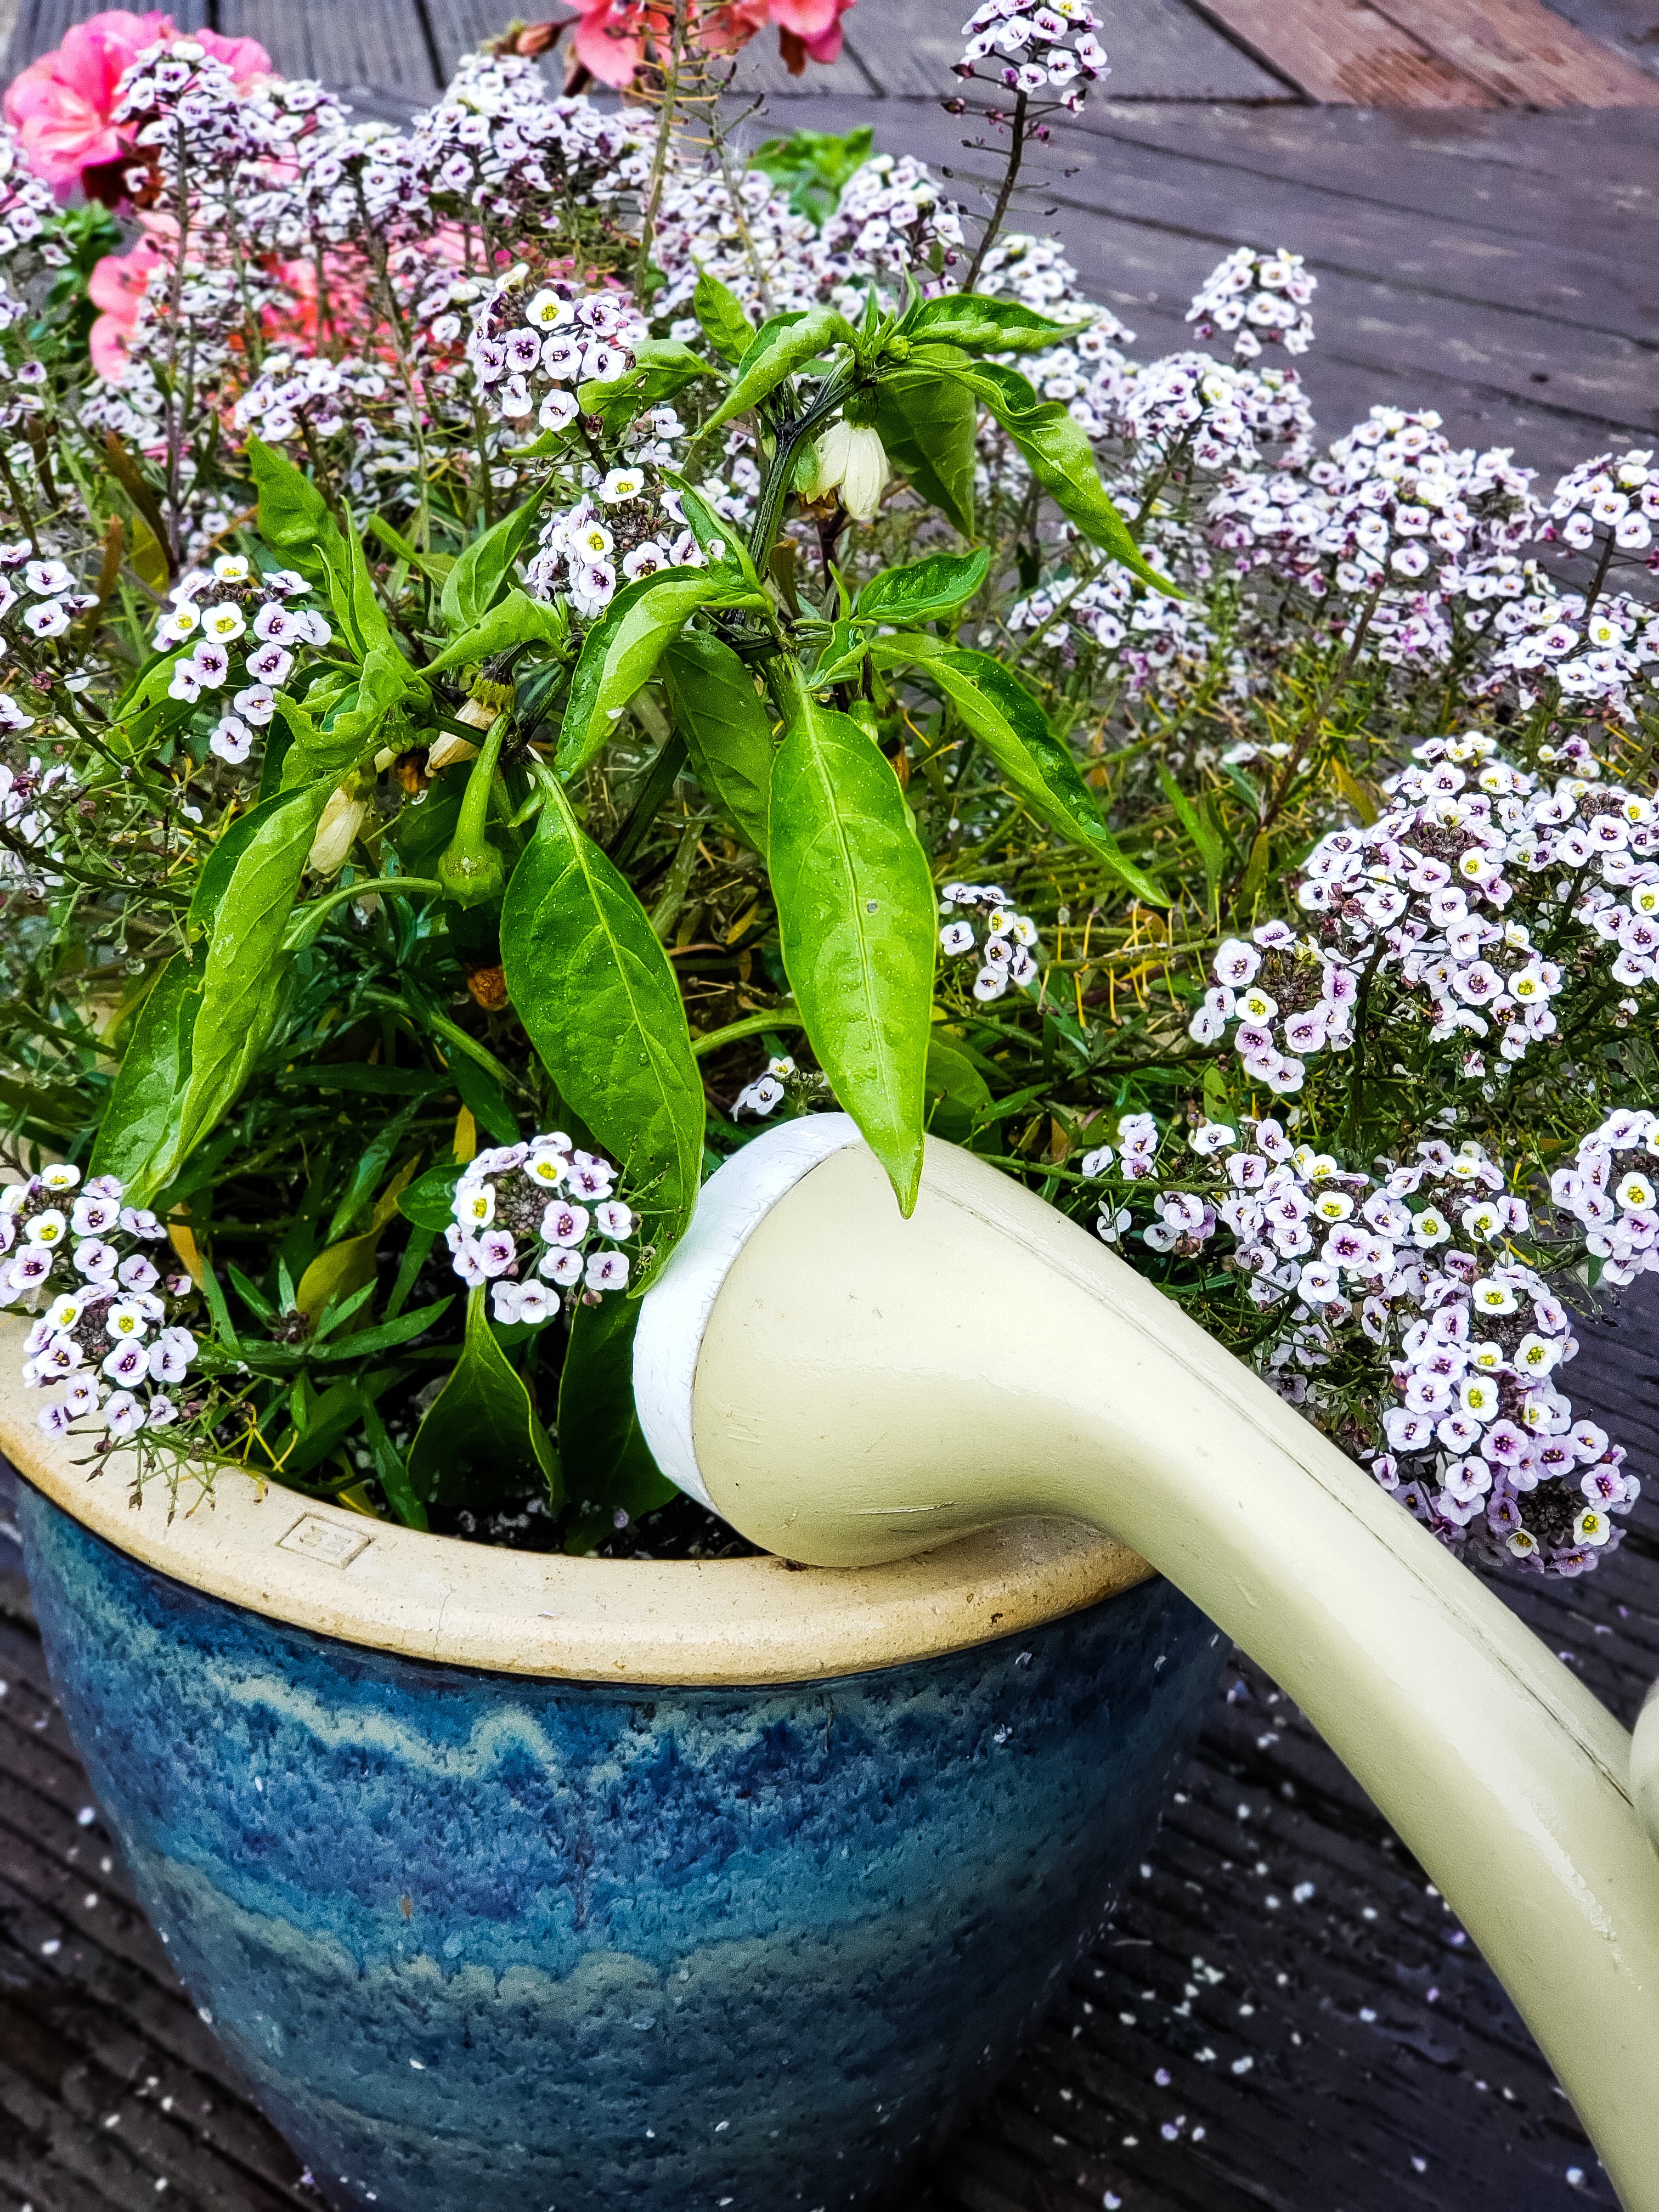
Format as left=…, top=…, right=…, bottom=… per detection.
left=564, top=0, right=852, bottom=88
left=86, top=233, right=163, bottom=380
left=3, top=12, right=270, bottom=198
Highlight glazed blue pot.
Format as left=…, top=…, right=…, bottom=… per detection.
left=16, top=1479, right=1219, bottom=2211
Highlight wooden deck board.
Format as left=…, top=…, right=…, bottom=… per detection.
left=1374, top=0, right=1659, bottom=105
left=1186, top=0, right=1502, bottom=105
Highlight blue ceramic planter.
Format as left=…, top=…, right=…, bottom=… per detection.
left=18, top=1481, right=1219, bottom=2211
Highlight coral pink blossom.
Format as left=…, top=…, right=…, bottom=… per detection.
left=86, top=234, right=163, bottom=380
left=3, top=12, right=270, bottom=197
left=566, top=0, right=851, bottom=87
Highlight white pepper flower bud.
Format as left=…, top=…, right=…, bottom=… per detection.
left=307, top=783, right=368, bottom=877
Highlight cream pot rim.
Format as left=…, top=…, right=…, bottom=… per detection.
left=0, top=1331, right=1150, bottom=1686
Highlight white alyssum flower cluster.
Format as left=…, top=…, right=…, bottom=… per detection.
left=820, top=154, right=968, bottom=289
left=939, top=881, right=1042, bottom=1000
left=232, top=353, right=392, bottom=452
left=466, top=272, right=650, bottom=438
left=1549, top=1109, right=1659, bottom=1291
left=150, top=555, right=326, bottom=760
left=1080, top=1115, right=1639, bottom=1576
left=1545, top=448, right=1657, bottom=557
left=1188, top=730, right=1659, bottom=1093
left=733, top=1056, right=799, bottom=1118
left=446, top=1133, right=636, bottom=1313
left=2, top=1165, right=196, bottom=1443
left=526, top=461, right=729, bottom=620
left=954, top=1, right=1111, bottom=112
left=0, top=540, right=98, bottom=651
left=1186, top=246, right=1315, bottom=361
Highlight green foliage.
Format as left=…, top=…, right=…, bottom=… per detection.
left=873, top=638, right=1164, bottom=905
left=440, top=495, right=548, bottom=633
left=767, top=685, right=936, bottom=1214
left=918, top=353, right=1175, bottom=592
left=557, top=567, right=769, bottom=776
left=558, top=1294, right=677, bottom=1553
left=500, top=777, right=706, bottom=1269
left=748, top=124, right=874, bottom=223
left=899, top=296, right=1091, bottom=356
left=408, top=1286, right=557, bottom=1508
left=855, top=547, right=991, bottom=624
left=872, top=360, right=977, bottom=538
left=692, top=266, right=757, bottom=363
left=699, top=306, right=859, bottom=443
left=659, top=629, right=775, bottom=850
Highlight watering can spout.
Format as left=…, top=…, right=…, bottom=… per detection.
left=636, top=1117, right=1659, bottom=2209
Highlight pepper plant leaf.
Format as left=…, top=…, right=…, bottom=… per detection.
left=407, top=1285, right=558, bottom=1508
left=660, top=628, right=775, bottom=851
left=87, top=956, right=199, bottom=1190
left=768, top=686, right=935, bottom=1215
left=441, top=494, right=548, bottom=634
left=854, top=546, right=990, bottom=624
left=423, top=588, right=566, bottom=675
left=897, top=295, right=1093, bottom=354
left=871, top=358, right=977, bottom=539
left=699, top=305, right=857, bottom=442
left=557, top=567, right=768, bottom=778
left=692, top=264, right=757, bottom=363
left=500, top=775, right=705, bottom=1273
left=874, top=637, right=1166, bottom=905
left=917, top=352, right=1176, bottom=594
left=557, top=1293, right=676, bottom=1553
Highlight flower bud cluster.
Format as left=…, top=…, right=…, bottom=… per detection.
left=954, top=2, right=1111, bottom=112
left=1190, top=730, right=1659, bottom=1092
left=447, top=1133, right=636, bottom=1314
left=1080, top=1115, right=1638, bottom=1576
left=2, top=1165, right=197, bottom=1443
left=938, top=881, right=1041, bottom=1000
left=1186, top=247, right=1315, bottom=361
left=1549, top=1109, right=1659, bottom=1290
left=150, top=555, right=325, bottom=760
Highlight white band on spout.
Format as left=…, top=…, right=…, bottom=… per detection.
left=632, top=1114, right=862, bottom=1507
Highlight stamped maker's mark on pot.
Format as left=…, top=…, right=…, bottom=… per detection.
left=277, top=1515, right=374, bottom=1570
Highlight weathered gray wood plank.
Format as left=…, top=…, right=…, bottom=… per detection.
left=217, top=0, right=442, bottom=99
left=731, top=0, right=1294, bottom=103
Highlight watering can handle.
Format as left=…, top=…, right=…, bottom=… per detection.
left=638, top=1120, right=1659, bottom=2210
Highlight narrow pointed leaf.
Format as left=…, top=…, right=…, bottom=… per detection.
left=557, top=1294, right=676, bottom=1553
left=854, top=546, right=990, bottom=624
left=408, top=1285, right=557, bottom=1507
left=557, top=567, right=768, bottom=777
left=874, top=637, right=1166, bottom=905
left=918, top=352, right=1177, bottom=593
left=768, top=691, right=935, bottom=1214
left=898, top=296, right=1092, bottom=354
left=871, top=357, right=977, bottom=539
left=660, top=629, right=775, bottom=850
left=693, top=265, right=757, bottom=363
left=441, top=494, right=547, bottom=633
left=700, top=305, right=857, bottom=442
left=500, top=777, right=704, bottom=1271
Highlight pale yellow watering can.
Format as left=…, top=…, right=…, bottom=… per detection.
left=634, top=1114, right=1659, bottom=2210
